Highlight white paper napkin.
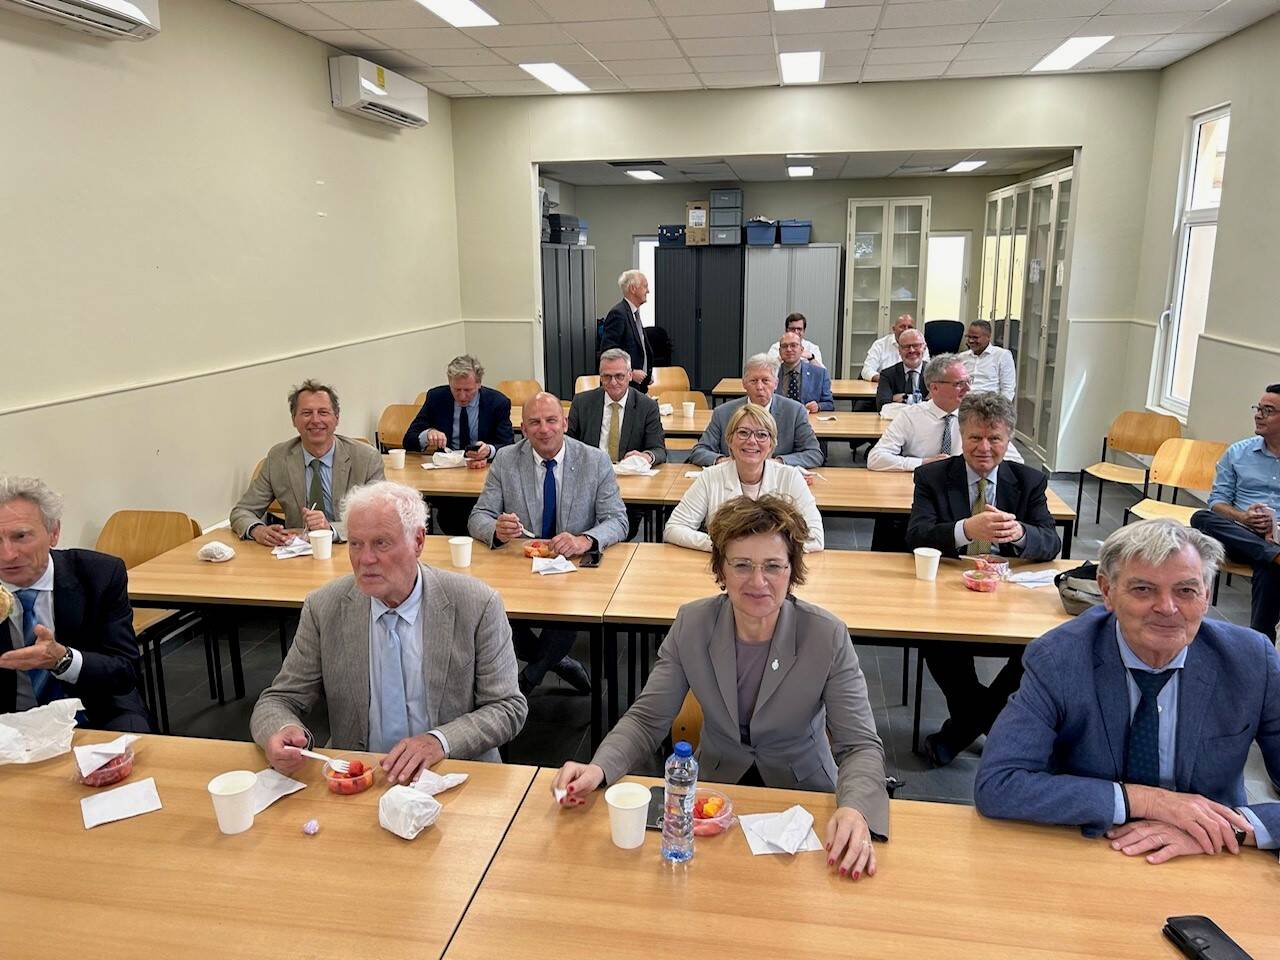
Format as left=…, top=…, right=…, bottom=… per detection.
left=683, top=470, right=703, bottom=479
left=0, top=698, right=84, bottom=764
left=613, top=458, right=659, bottom=476
left=739, top=805, right=823, bottom=856
left=430, top=450, right=466, bottom=469
left=271, top=536, right=313, bottom=559
left=379, top=785, right=442, bottom=840
left=1007, top=569, right=1060, bottom=589
left=800, top=469, right=827, bottom=482
left=658, top=403, right=674, bottom=416
left=410, top=769, right=469, bottom=796
left=197, top=541, right=236, bottom=563
left=251, top=768, right=307, bottom=814
left=532, top=556, right=576, bottom=575
left=878, top=402, right=906, bottom=420
left=81, top=777, right=162, bottom=829
left=73, top=734, right=139, bottom=777
left=815, top=415, right=838, bottom=422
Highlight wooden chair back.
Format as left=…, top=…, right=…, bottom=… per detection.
left=95, top=511, right=198, bottom=570
left=671, top=691, right=703, bottom=752
left=1149, top=438, right=1228, bottom=491
left=575, top=375, right=600, bottom=394
left=496, top=379, right=543, bottom=407
left=377, top=404, right=419, bottom=451
left=190, top=519, right=202, bottom=538
left=650, top=367, right=691, bottom=394
left=1106, top=411, right=1182, bottom=457
left=413, top=392, right=426, bottom=407
left=652, top=390, right=709, bottom=410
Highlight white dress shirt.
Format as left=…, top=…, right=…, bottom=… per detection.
left=597, top=389, right=629, bottom=457
left=664, top=459, right=824, bottom=553
left=959, top=345, right=1016, bottom=400
left=766, top=338, right=824, bottom=368
left=861, top=333, right=930, bottom=381
left=368, top=569, right=448, bottom=755
left=3, top=561, right=84, bottom=711
left=867, top=400, right=1024, bottom=472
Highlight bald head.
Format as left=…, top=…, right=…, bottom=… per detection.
left=522, top=392, right=567, bottom=458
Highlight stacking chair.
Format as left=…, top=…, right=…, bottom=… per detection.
left=376, top=403, right=419, bottom=452
left=923, top=319, right=964, bottom=355
left=495, top=379, right=542, bottom=407
left=413, top=391, right=426, bottom=407
left=671, top=691, right=704, bottom=751
left=1076, top=411, right=1182, bottom=525
left=651, top=389, right=708, bottom=452
left=1122, top=438, right=1228, bottom=527
left=649, top=366, right=691, bottom=394
left=575, top=374, right=600, bottom=394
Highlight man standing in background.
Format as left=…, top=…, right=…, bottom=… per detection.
left=600, top=270, right=652, bottom=392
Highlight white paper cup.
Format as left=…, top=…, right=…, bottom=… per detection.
left=913, top=547, right=942, bottom=581
left=309, top=529, right=334, bottom=560
left=387, top=449, right=407, bottom=470
left=208, top=770, right=257, bottom=835
left=448, top=535, right=473, bottom=568
left=682, top=401, right=696, bottom=419
left=604, top=782, right=651, bottom=849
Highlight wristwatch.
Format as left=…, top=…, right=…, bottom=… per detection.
left=1233, top=810, right=1249, bottom=846
left=50, top=646, right=74, bottom=676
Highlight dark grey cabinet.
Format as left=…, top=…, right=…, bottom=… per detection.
left=540, top=243, right=596, bottom=400
left=655, top=245, right=744, bottom=392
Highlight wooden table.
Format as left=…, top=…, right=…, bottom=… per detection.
left=127, top=531, right=637, bottom=746
left=661, top=466, right=1078, bottom=557
left=712, top=376, right=877, bottom=404
left=659, top=409, right=886, bottom=442
left=0, top=731, right=536, bottom=960
left=444, top=770, right=1280, bottom=960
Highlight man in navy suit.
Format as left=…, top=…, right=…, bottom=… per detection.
left=774, top=331, right=834, bottom=412
left=598, top=270, right=652, bottom=392
left=0, top=476, right=150, bottom=731
left=977, top=519, right=1278, bottom=862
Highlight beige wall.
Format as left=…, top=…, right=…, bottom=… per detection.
left=0, top=0, right=462, bottom=544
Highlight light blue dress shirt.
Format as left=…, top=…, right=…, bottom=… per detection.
left=368, top=570, right=448, bottom=756
left=301, top=443, right=335, bottom=518
left=2, top=561, right=84, bottom=710
left=1207, top=436, right=1280, bottom=512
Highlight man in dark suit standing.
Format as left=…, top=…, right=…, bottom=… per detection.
left=875, top=328, right=931, bottom=411
left=599, top=270, right=652, bottom=392
left=0, top=476, right=150, bottom=731
left=906, top=392, right=1060, bottom=767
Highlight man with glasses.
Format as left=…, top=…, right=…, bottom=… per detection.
left=861, top=313, right=929, bottom=382
left=765, top=312, right=825, bottom=368
left=1191, top=384, right=1280, bottom=640
left=875, top=328, right=930, bottom=412
left=774, top=331, right=834, bottom=413
left=957, top=320, right=1016, bottom=400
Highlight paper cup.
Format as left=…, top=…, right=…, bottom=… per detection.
left=913, top=547, right=941, bottom=581
left=682, top=401, right=696, bottom=419
left=309, top=529, right=334, bottom=560
left=448, top=535, right=473, bottom=568
left=604, top=782, right=651, bottom=850
left=208, top=770, right=257, bottom=835
left=387, top=449, right=407, bottom=470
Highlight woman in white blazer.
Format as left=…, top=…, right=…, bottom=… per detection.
left=664, top=402, right=824, bottom=552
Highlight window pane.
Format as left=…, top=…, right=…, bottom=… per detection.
left=1190, top=114, right=1229, bottom=210
left=637, top=238, right=657, bottom=327
left=1169, top=223, right=1217, bottom=403
left=924, top=235, right=966, bottom=321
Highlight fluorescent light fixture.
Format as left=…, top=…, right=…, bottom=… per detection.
left=626, top=170, right=663, bottom=181
left=947, top=160, right=986, bottom=173
left=786, top=153, right=816, bottom=159
left=414, top=0, right=498, bottom=28
left=519, top=62, right=590, bottom=93
left=774, top=0, right=826, bottom=9
left=1031, top=36, right=1113, bottom=72
left=779, top=50, right=822, bottom=84
left=788, top=165, right=814, bottom=178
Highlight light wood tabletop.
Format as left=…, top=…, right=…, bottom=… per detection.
left=0, top=731, right=536, bottom=960
left=713, top=376, right=877, bottom=399
left=604, top=543, right=1078, bottom=644
left=443, top=769, right=1280, bottom=960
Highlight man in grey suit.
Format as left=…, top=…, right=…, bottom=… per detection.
left=689, top=355, right=823, bottom=468
left=469, top=393, right=628, bottom=694
left=230, top=379, right=384, bottom=544
left=252, top=481, right=526, bottom=784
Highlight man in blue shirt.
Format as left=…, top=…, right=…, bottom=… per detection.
left=1190, top=384, right=1280, bottom=640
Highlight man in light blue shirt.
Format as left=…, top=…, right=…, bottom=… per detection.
left=1191, top=383, right=1280, bottom=639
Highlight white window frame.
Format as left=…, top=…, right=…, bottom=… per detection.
left=1152, top=104, right=1229, bottom=420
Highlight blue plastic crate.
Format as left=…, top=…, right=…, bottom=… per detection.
left=745, top=219, right=777, bottom=245
left=779, top=219, right=812, bottom=244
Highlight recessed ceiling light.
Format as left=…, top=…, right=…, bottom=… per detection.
left=519, top=63, right=589, bottom=93
left=1031, top=36, right=1113, bottom=72
left=774, top=0, right=826, bottom=9
left=626, top=170, right=664, bottom=181
left=786, top=153, right=816, bottom=159
left=947, top=160, right=987, bottom=173
left=413, top=0, right=498, bottom=28
left=779, top=51, right=822, bottom=84
left=788, top=165, right=814, bottom=178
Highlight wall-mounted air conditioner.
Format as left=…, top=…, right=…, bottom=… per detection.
left=328, top=56, right=429, bottom=129
left=0, top=0, right=160, bottom=40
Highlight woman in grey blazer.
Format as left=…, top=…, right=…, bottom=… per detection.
left=553, top=495, right=888, bottom=881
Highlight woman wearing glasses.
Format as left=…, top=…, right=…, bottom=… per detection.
left=551, top=495, right=888, bottom=881
left=664, top=403, right=824, bottom=552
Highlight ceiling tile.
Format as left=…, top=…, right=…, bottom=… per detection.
left=1098, top=32, right=1164, bottom=49
left=955, top=38, right=1059, bottom=58
left=406, top=46, right=510, bottom=65
left=464, top=0, right=550, bottom=23
left=944, top=55, right=1037, bottom=74
left=654, top=0, right=767, bottom=10
left=558, top=18, right=672, bottom=42
left=824, top=48, right=870, bottom=65
left=367, top=50, right=429, bottom=68
left=363, top=28, right=479, bottom=47
left=397, top=65, right=458, bottom=81
left=821, top=65, right=864, bottom=81
left=690, top=54, right=775, bottom=71
left=683, top=35, right=777, bottom=55
left=664, top=13, right=773, bottom=38
left=253, top=3, right=346, bottom=30
left=1181, top=0, right=1280, bottom=32
left=549, top=59, right=617, bottom=77
left=470, top=79, right=564, bottom=94
left=776, top=31, right=873, bottom=51
left=1101, top=0, right=1216, bottom=12
left=320, top=1, right=450, bottom=30
left=422, top=80, right=481, bottom=96
left=492, top=43, right=597, bottom=62
left=872, top=24, right=981, bottom=46
left=1075, top=49, right=1134, bottom=67
left=1078, top=11, right=1203, bottom=31
left=1119, top=48, right=1185, bottom=66
left=604, top=57, right=697, bottom=75
left=623, top=74, right=705, bottom=89
left=461, top=23, right=572, bottom=45
left=773, top=6, right=881, bottom=32
left=990, top=0, right=1109, bottom=19
left=861, top=61, right=951, bottom=80
left=535, top=0, right=657, bottom=19
left=880, top=0, right=1001, bottom=29
left=579, top=38, right=685, bottom=58
left=867, top=43, right=964, bottom=63
left=308, top=29, right=389, bottom=49
left=969, top=17, right=1090, bottom=41
left=1143, top=30, right=1230, bottom=49
left=699, top=70, right=781, bottom=87
left=445, top=64, right=543, bottom=80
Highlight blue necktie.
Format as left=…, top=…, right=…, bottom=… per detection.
left=541, top=459, right=557, bottom=540
left=373, top=610, right=410, bottom=752
left=16, top=589, right=58, bottom=704
left=457, top=405, right=471, bottom=449
left=1125, top=669, right=1174, bottom=787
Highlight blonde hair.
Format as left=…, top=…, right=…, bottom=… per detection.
left=726, top=402, right=778, bottom=453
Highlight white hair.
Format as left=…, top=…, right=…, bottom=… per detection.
left=446, top=354, right=484, bottom=381
left=1098, top=518, right=1223, bottom=587
left=598, top=347, right=632, bottom=369
left=743, top=353, right=779, bottom=378
left=340, top=481, right=426, bottom=544
left=618, top=269, right=646, bottom=295
left=0, top=476, right=63, bottom=531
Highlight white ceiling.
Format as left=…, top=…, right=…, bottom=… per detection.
left=540, top=147, right=1075, bottom=184
left=234, top=0, right=1280, bottom=97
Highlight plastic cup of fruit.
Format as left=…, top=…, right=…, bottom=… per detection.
left=76, top=747, right=135, bottom=787
left=973, top=556, right=1010, bottom=579
left=691, top=787, right=736, bottom=837
left=962, top=569, right=1000, bottom=593
left=324, top=760, right=375, bottom=796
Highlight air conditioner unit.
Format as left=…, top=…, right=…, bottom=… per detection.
left=0, top=0, right=160, bottom=40
left=328, top=56, right=429, bottom=129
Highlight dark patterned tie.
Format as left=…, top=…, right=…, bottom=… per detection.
left=1125, top=669, right=1174, bottom=787
left=787, top=369, right=801, bottom=402
left=940, top=413, right=955, bottom=455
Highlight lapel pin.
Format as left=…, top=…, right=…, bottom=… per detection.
left=771, top=658, right=779, bottom=671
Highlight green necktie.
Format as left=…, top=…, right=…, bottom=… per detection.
left=607, top=401, right=621, bottom=462
left=967, top=476, right=990, bottom=556
left=309, top=461, right=328, bottom=520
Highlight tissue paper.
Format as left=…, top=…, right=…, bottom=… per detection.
left=612, top=458, right=659, bottom=476
left=197, top=542, right=236, bottom=563
left=73, top=734, right=139, bottom=777
left=739, top=805, right=823, bottom=856
left=379, top=785, right=442, bottom=840
left=532, top=556, right=577, bottom=575
left=410, top=769, right=469, bottom=796
left=426, top=450, right=466, bottom=469
left=0, top=698, right=84, bottom=764
left=271, top=536, right=313, bottom=559
left=251, top=768, right=307, bottom=814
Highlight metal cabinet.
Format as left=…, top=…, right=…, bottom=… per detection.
left=742, top=243, right=841, bottom=365
left=655, top=245, right=744, bottom=392
left=540, top=243, right=596, bottom=400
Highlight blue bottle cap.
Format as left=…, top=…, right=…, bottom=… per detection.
left=673, top=741, right=693, bottom=758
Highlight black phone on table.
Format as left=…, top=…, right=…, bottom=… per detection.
left=1163, top=916, right=1253, bottom=959
left=646, top=785, right=665, bottom=830
left=578, top=552, right=601, bottom=568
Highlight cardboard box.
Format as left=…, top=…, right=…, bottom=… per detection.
left=685, top=201, right=709, bottom=245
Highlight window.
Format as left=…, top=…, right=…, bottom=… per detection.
left=1154, top=107, right=1229, bottom=417
left=923, top=232, right=970, bottom=323
left=633, top=235, right=658, bottom=327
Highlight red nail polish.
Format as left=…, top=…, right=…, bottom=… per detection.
left=853, top=872, right=860, bottom=881
left=567, top=785, right=574, bottom=793
left=839, top=868, right=847, bottom=876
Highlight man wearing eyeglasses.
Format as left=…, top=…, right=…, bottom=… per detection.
left=1190, top=385, right=1280, bottom=641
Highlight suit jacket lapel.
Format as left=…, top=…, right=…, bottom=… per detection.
left=588, top=390, right=605, bottom=447
left=418, top=565, right=454, bottom=731
left=51, top=551, right=85, bottom=639
left=1174, top=633, right=1217, bottom=790
left=558, top=442, right=579, bottom=530
left=946, top=457, right=971, bottom=523
left=332, top=438, right=353, bottom=505
left=343, top=580, right=372, bottom=749
left=1092, top=615, right=1130, bottom=778
left=709, top=599, right=740, bottom=732
left=516, top=441, right=540, bottom=532
left=752, top=599, right=797, bottom=718
left=995, top=463, right=1022, bottom=513
left=288, top=440, right=308, bottom=514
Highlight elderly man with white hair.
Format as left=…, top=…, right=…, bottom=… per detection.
left=251, top=481, right=527, bottom=784
left=689, top=354, right=823, bottom=469
left=599, top=269, right=653, bottom=391
left=976, top=519, right=1280, bottom=862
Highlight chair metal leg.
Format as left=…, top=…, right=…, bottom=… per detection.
left=1075, top=470, right=1086, bottom=526
left=1096, top=475, right=1104, bottom=525
left=204, top=629, right=218, bottom=699
left=151, top=632, right=170, bottom=734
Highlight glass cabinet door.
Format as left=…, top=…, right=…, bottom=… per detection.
left=889, top=200, right=924, bottom=325
left=1004, top=186, right=1030, bottom=355
left=1038, top=175, right=1071, bottom=447
left=994, top=194, right=1015, bottom=337
left=848, top=201, right=886, bottom=374
left=978, top=197, right=999, bottom=323
left=1016, top=182, right=1054, bottom=438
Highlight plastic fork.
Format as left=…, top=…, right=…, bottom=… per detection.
left=296, top=748, right=349, bottom=773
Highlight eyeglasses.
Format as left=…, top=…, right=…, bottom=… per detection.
left=935, top=379, right=972, bottom=389
left=732, top=429, right=772, bottom=443
left=725, top=559, right=791, bottom=578
left=1251, top=405, right=1279, bottom=418
left=600, top=373, right=630, bottom=383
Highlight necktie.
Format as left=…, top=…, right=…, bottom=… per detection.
left=374, top=610, right=410, bottom=752
left=787, top=370, right=801, bottom=402
left=906, top=370, right=918, bottom=397
left=1126, top=669, right=1174, bottom=787
left=607, top=402, right=621, bottom=462
left=541, top=459, right=558, bottom=540
left=457, top=405, right=471, bottom=450
left=940, top=413, right=955, bottom=455
left=967, top=477, right=990, bottom=556
left=633, top=309, right=648, bottom=371
left=16, top=589, right=56, bottom=704
left=308, top=461, right=330, bottom=520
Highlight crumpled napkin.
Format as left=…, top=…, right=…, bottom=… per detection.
left=428, top=450, right=466, bottom=469
left=251, top=768, right=307, bottom=814
left=1007, top=569, right=1060, bottom=589
left=410, top=768, right=469, bottom=795
left=532, top=556, right=576, bottom=575
left=878, top=402, right=906, bottom=420
left=379, top=785, right=442, bottom=840
left=0, top=698, right=84, bottom=764
left=197, top=541, right=236, bottom=563
left=815, top=415, right=838, bottom=422
left=739, top=804, right=823, bottom=856
left=271, top=536, right=312, bottom=559
left=74, top=734, right=139, bottom=777
left=658, top=403, right=674, bottom=416
left=613, top=457, right=658, bottom=476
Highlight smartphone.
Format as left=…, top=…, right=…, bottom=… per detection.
left=465, top=441, right=484, bottom=453
left=1163, top=916, right=1254, bottom=959
left=578, top=552, right=601, bottom=568
left=645, top=785, right=665, bottom=830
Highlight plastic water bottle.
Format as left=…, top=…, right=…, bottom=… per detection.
left=661, top=741, right=698, bottom=863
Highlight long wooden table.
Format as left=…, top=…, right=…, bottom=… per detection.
left=444, top=770, right=1280, bottom=960
left=0, top=731, right=536, bottom=960
left=713, top=376, right=877, bottom=403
